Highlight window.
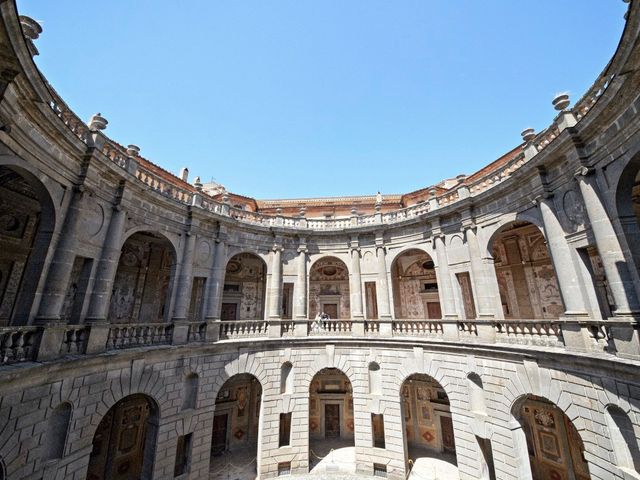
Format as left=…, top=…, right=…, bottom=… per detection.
left=182, top=373, right=198, bottom=410
left=279, top=413, right=292, bottom=447
left=278, top=462, right=291, bottom=476
left=174, top=433, right=192, bottom=477
left=373, top=464, right=387, bottom=477
left=371, top=413, right=385, bottom=448
left=43, top=402, right=72, bottom=460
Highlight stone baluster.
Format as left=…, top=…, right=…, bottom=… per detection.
left=171, top=229, right=197, bottom=344
left=293, top=238, right=308, bottom=336
left=574, top=167, right=640, bottom=356
left=268, top=242, right=283, bottom=337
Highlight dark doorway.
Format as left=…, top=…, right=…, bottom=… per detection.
left=324, top=304, right=338, bottom=320
left=221, top=303, right=237, bottom=321
left=211, top=414, right=228, bottom=455
left=440, top=416, right=455, bottom=452
left=325, top=404, right=340, bottom=438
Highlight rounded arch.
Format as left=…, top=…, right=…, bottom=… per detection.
left=221, top=251, right=268, bottom=320
left=391, top=248, right=439, bottom=320
left=386, top=244, right=435, bottom=269
left=511, top=394, right=591, bottom=480
left=604, top=403, right=640, bottom=474
left=309, top=255, right=351, bottom=320
left=482, top=213, right=546, bottom=259
left=400, top=372, right=457, bottom=473
left=224, top=247, right=270, bottom=268
left=86, top=393, right=159, bottom=480
left=614, top=151, right=640, bottom=220
left=0, top=163, right=58, bottom=325
left=109, top=230, right=178, bottom=323
left=613, top=152, right=640, bottom=290
left=485, top=219, right=563, bottom=320
left=118, top=227, right=180, bottom=258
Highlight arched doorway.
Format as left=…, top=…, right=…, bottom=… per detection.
left=308, top=368, right=355, bottom=473
left=209, top=374, right=262, bottom=480
left=0, top=165, right=55, bottom=325
left=391, top=249, right=441, bottom=319
left=86, top=394, right=159, bottom=480
left=309, top=257, right=350, bottom=320
left=401, top=374, right=457, bottom=479
left=616, top=157, right=640, bottom=294
left=489, top=221, right=563, bottom=319
left=515, top=395, right=590, bottom=480
left=221, top=253, right=267, bottom=320
left=108, top=232, right=176, bottom=323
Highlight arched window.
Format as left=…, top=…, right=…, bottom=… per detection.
left=467, top=373, right=487, bottom=415
left=281, top=362, right=293, bottom=394
left=368, top=362, right=381, bottom=395
left=183, top=373, right=199, bottom=410
left=43, top=402, right=72, bottom=460
left=605, top=405, right=640, bottom=474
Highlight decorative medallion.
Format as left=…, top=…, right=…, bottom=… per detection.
left=534, top=409, right=556, bottom=428
left=422, top=430, right=435, bottom=443
left=234, top=428, right=245, bottom=440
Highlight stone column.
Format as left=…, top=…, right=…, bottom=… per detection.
left=268, top=245, right=283, bottom=319
left=374, top=233, right=392, bottom=335
left=433, top=234, right=459, bottom=340
left=84, top=204, right=126, bottom=353
left=268, top=244, right=283, bottom=338
left=537, top=197, right=590, bottom=315
left=350, top=243, right=364, bottom=320
left=171, top=231, right=197, bottom=344
left=36, top=187, right=85, bottom=323
left=464, top=223, right=501, bottom=319
left=576, top=168, right=640, bottom=314
left=293, top=239, right=308, bottom=336
left=203, top=237, right=227, bottom=341
left=576, top=167, right=640, bottom=356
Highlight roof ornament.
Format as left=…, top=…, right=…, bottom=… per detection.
left=88, top=113, right=108, bottom=131
left=126, top=145, right=140, bottom=157
left=552, top=93, right=571, bottom=111
left=521, top=128, right=536, bottom=143
left=19, top=16, right=42, bottom=56
left=193, top=176, right=203, bottom=191
left=179, top=167, right=189, bottom=182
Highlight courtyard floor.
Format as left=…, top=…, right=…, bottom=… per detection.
left=209, top=443, right=460, bottom=480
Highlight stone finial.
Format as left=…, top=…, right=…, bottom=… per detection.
left=19, top=16, right=42, bottom=56
left=193, top=176, right=202, bottom=191
left=222, top=193, right=230, bottom=204
left=456, top=174, right=466, bottom=184
left=276, top=208, right=283, bottom=216
left=521, top=128, right=536, bottom=142
left=299, top=206, right=306, bottom=217
left=179, top=167, right=189, bottom=182
left=88, top=113, right=108, bottom=131
left=351, top=207, right=357, bottom=216
left=375, top=191, right=383, bottom=205
left=126, top=144, right=140, bottom=157
left=552, top=93, right=571, bottom=111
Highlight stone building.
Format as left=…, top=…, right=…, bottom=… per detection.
left=0, top=1, right=639, bottom=480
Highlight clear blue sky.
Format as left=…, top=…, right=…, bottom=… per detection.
left=17, top=1, right=626, bottom=199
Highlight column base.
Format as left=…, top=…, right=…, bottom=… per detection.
left=35, top=325, right=66, bottom=361
left=171, top=319, right=190, bottom=345
left=293, top=318, right=308, bottom=337
left=85, top=324, right=110, bottom=355
left=268, top=318, right=282, bottom=338
left=205, top=319, right=221, bottom=342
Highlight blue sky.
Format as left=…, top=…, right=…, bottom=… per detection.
left=17, top=1, right=626, bottom=199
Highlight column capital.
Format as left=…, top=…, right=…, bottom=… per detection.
left=574, top=165, right=594, bottom=178
left=272, top=244, right=284, bottom=253
left=297, top=245, right=307, bottom=254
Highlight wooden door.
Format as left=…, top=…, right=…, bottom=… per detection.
left=427, top=302, right=442, bottom=319
left=221, top=303, right=237, bottom=321
left=325, top=404, right=340, bottom=438
left=440, top=415, right=456, bottom=453
left=211, top=414, right=228, bottom=455
left=324, top=304, right=338, bottom=320
left=86, top=395, right=152, bottom=480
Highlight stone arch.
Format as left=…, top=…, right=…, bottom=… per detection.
left=485, top=219, right=564, bottom=319
left=0, top=162, right=57, bottom=325
left=387, top=244, right=436, bottom=269
left=480, top=211, right=545, bottom=259
left=108, top=230, right=178, bottom=323
left=221, top=251, right=268, bottom=320
left=614, top=152, right=640, bottom=291
left=399, top=371, right=457, bottom=473
left=511, top=394, right=591, bottom=480
left=391, top=248, right=440, bottom=320
left=86, top=393, right=160, bottom=480
left=309, top=256, right=350, bottom=319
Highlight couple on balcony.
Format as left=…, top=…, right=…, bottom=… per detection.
left=311, top=311, right=331, bottom=332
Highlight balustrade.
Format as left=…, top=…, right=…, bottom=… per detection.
left=219, top=320, right=269, bottom=340
left=60, top=326, right=89, bottom=355
left=308, top=319, right=352, bottom=335
left=0, top=326, right=40, bottom=365
left=106, top=323, right=173, bottom=351
left=364, top=320, right=380, bottom=335
left=187, top=322, right=208, bottom=343
left=493, top=319, right=564, bottom=348
left=392, top=320, right=444, bottom=337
